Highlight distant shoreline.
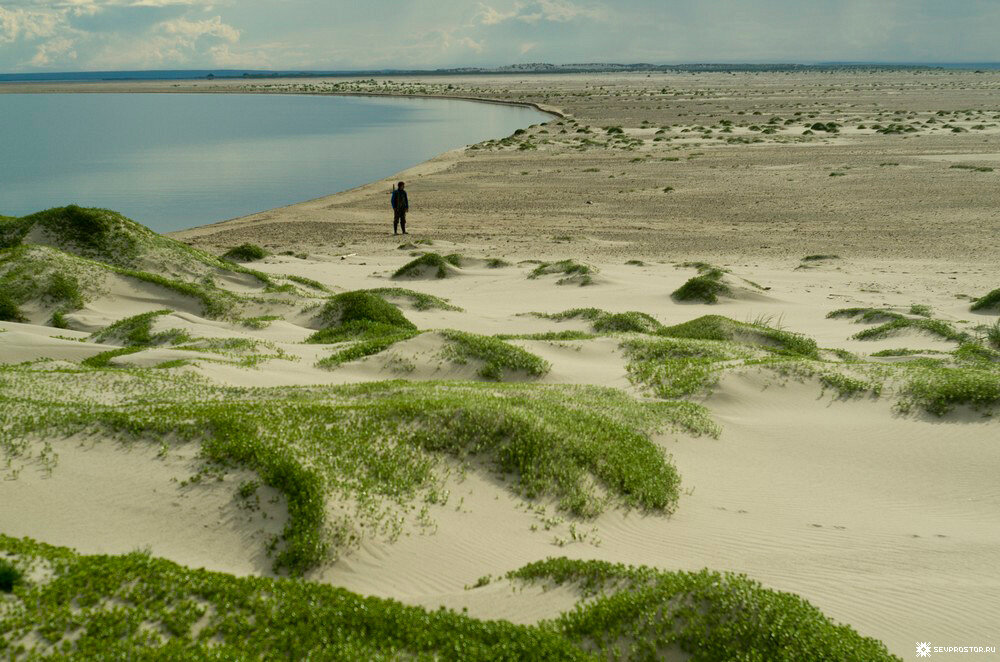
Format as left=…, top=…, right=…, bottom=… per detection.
left=0, top=79, right=565, bottom=119
left=2, top=62, right=999, bottom=83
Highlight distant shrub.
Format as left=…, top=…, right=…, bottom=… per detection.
left=222, top=244, right=268, bottom=262
left=671, top=270, right=731, bottom=304
left=0, top=291, right=26, bottom=322
left=0, top=558, right=22, bottom=592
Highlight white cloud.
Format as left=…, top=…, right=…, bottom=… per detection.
left=0, top=6, right=62, bottom=43
left=478, top=3, right=518, bottom=25
left=29, top=35, right=76, bottom=65
left=478, top=0, right=605, bottom=26
left=158, top=15, right=239, bottom=43
left=457, top=36, right=484, bottom=52
left=519, top=41, right=536, bottom=54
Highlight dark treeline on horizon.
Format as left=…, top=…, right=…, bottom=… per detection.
left=2, top=62, right=1000, bottom=82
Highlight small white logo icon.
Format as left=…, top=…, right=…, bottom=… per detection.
left=916, top=641, right=932, bottom=657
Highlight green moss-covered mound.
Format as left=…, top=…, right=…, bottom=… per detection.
left=307, top=291, right=418, bottom=343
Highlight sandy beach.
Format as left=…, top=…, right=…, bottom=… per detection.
left=2, top=71, right=998, bottom=659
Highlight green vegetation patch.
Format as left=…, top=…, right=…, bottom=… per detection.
left=1, top=369, right=696, bottom=571
left=496, top=330, right=598, bottom=341
left=0, top=535, right=583, bottom=661
left=223, top=243, right=269, bottom=263
left=440, top=330, right=551, bottom=380
left=827, top=307, right=904, bottom=324
left=80, top=346, right=145, bottom=369
left=91, top=310, right=191, bottom=347
left=0, top=556, right=23, bottom=592
left=671, top=269, right=732, bottom=304
left=285, top=274, right=330, bottom=293
left=317, top=331, right=421, bottom=369
left=307, top=291, right=417, bottom=343
left=361, top=287, right=462, bottom=311
left=510, top=558, right=898, bottom=662
left=392, top=253, right=461, bottom=279
left=221, top=243, right=268, bottom=262
left=659, top=315, right=820, bottom=358
left=534, top=308, right=665, bottom=335
left=0, top=537, right=895, bottom=661
left=971, top=287, right=1000, bottom=312
left=851, top=318, right=968, bottom=342
left=0, top=245, right=94, bottom=323
left=528, top=260, right=597, bottom=286
left=621, top=337, right=757, bottom=399
left=898, top=364, right=1000, bottom=415
left=801, top=254, right=840, bottom=261
left=0, top=292, right=26, bottom=323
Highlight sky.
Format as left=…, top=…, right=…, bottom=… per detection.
left=1, top=0, right=998, bottom=72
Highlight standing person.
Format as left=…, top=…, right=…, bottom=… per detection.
left=391, top=181, right=409, bottom=235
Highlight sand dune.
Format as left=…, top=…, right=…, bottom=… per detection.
left=2, top=71, right=999, bottom=659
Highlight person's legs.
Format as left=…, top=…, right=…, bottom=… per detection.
left=393, top=210, right=401, bottom=234
left=400, top=212, right=407, bottom=234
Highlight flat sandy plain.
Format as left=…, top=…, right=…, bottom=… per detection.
left=1, top=71, right=999, bottom=659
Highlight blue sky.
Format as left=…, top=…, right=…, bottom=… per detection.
left=1, top=0, right=998, bottom=72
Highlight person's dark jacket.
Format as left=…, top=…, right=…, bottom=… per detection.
left=391, top=189, right=408, bottom=212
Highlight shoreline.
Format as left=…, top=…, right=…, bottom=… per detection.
left=2, top=79, right=563, bottom=236
left=0, top=80, right=566, bottom=119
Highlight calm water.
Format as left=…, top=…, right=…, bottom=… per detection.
left=0, top=93, right=549, bottom=233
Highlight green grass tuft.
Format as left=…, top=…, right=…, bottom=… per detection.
left=361, top=287, right=462, bottom=311
left=971, top=287, right=1000, bottom=312
left=658, top=315, right=819, bottom=358
left=285, top=274, right=330, bottom=293
left=222, top=243, right=268, bottom=262
left=317, top=331, right=421, bottom=369
left=671, top=270, right=731, bottom=303
left=393, top=253, right=459, bottom=279
left=440, top=330, right=551, bottom=380
left=307, top=291, right=417, bottom=343
left=621, top=336, right=754, bottom=398
left=81, top=346, right=145, bottom=368
left=91, top=310, right=191, bottom=347
left=899, top=365, right=1000, bottom=415
left=528, top=260, right=596, bottom=286
left=534, top=308, right=664, bottom=335
left=851, top=318, right=968, bottom=342
left=801, top=254, right=840, bottom=261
